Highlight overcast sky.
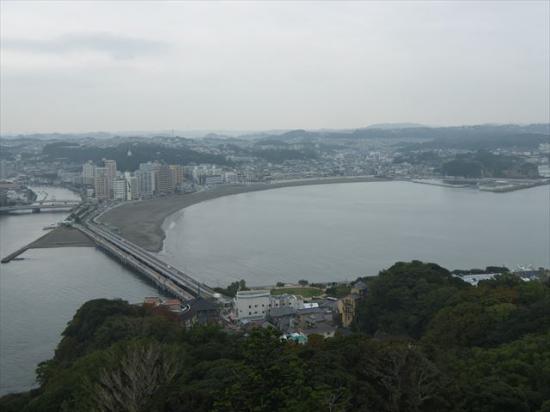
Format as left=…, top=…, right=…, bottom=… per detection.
left=1, top=1, right=548, bottom=134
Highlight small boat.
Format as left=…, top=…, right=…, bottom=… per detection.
left=43, top=223, right=59, bottom=230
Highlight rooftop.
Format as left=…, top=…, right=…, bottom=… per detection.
left=180, top=297, right=219, bottom=320
left=236, top=290, right=270, bottom=298
left=269, top=306, right=296, bottom=318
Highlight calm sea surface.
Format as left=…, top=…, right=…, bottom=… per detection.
left=0, top=187, right=166, bottom=396
left=160, top=181, right=550, bottom=287
left=1, top=182, right=549, bottom=395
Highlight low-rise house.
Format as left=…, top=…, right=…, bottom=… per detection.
left=303, top=302, right=319, bottom=309
left=337, top=280, right=369, bottom=327
left=337, top=294, right=359, bottom=328
left=351, top=280, right=368, bottom=297
left=271, top=293, right=304, bottom=310
left=240, top=319, right=277, bottom=333
left=295, top=307, right=332, bottom=328
left=144, top=296, right=162, bottom=307
left=313, top=297, right=339, bottom=312
left=143, top=297, right=182, bottom=312
left=160, top=299, right=182, bottom=312
left=267, top=306, right=297, bottom=333
left=180, top=297, right=220, bottom=327
left=514, top=269, right=543, bottom=280
left=456, top=273, right=498, bottom=286
left=267, top=302, right=340, bottom=338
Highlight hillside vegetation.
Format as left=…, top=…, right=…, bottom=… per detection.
left=442, top=152, right=540, bottom=178
left=42, top=142, right=230, bottom=171
left=2, top=261, right=549, bottom=412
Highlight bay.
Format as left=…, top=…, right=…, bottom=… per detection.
left=159, top=181, right=550, bottom=287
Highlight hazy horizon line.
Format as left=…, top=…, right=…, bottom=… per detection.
left=2, top=121, right=550, bottom=138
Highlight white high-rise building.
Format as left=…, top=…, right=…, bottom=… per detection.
left=102, top=159, right=117, bottom=199
left=125, top=174, right=139, bottom=200
left=103, top=159, right=117, bottom=181
left=112, top=178, right=127, bottom=201
left=135, top=170, right=153, bottom=197
left=157, top=164, right=175, bottom=194
left=94, top=167, right=109, bottom=200
left=137, top=162, right=160, bottom=196
left=82, top=161, right=96, bottom=185
left=169, top=165, right=185, bottom=190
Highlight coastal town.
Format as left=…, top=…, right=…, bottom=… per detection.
left=2, top=138, right=548, bottom=343
left=1, top=125, right=549, bottom=341
left=3, top=0, right=550, bottom=409
left=2, top=0, right=550, bottom=407
left=138, top=264, right=548, bottom=344
left=1, top=124, right=550, bottom=209
left=1, top=124, right=549, bottom=343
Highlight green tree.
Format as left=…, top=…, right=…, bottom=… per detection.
left=86, top=341, right=186, bottom=412
left=325, top=284, right=351, bottom=298
left=214, top=280, right=248, bottom=298
left=355, top=261, right=466, bottom=338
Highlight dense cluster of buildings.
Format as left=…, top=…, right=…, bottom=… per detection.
left=140, top=266, right=550, bottom=343
left=81, top=159, right=252, bottom=201
left=0, top=178, right=34, bottom=207
left=142, top=281, right=370, bottom=343
left=233, top=282, right=368, bottom=339
left=81, top=159, right=187, bottom=201
left=1, top=128, right=549, bottom=200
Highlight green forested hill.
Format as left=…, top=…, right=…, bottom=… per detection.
left=2, top=261, right=549, bottom=412
left=441, top=152, right=540, bottom=178
left=42, top=142, right=231, bottom=171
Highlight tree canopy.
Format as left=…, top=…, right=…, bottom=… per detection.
left=2, top=261, right=549, bottom=412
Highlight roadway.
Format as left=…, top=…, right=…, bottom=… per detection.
left=75, top=224, right=195, bottom=300
left=75, top=207, right=222, bottom=302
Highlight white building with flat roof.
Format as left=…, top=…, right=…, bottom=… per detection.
left=456, top=273, right=498, bottom=286
left=235, top=291, right=304, bottom=321
left=235, top=290, right=270, bottom=320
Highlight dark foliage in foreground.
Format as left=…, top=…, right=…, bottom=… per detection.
left=2, top=261, right=549, bottom=412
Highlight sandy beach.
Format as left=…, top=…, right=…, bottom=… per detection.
left=98, top=176, right=389, bottom=252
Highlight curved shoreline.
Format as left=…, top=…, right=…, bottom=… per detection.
left=98, top=176, right=390, bottom=252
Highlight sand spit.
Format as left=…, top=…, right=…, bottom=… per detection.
left=98, top=177, right=389, bottom=252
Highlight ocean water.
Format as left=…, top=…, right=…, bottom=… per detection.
left=159, top=181, right=550, bottom=287
left=0, top=187, right=166, bottom=395
left=1, top=182, right=548, bottom=395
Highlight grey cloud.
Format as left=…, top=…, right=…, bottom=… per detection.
left=3, top=32, right=168, bottom=59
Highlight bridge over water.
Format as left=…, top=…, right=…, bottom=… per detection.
left=0, top=200, right=81, bottom=214
left=1, top=201, right=227, bottom=303
left=75, top=221, right=223, bottom=302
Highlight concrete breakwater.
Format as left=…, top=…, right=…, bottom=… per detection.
left=1, top=226, right=94, bottom=263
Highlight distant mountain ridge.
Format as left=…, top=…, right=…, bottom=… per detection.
left=365, top=122, right=426, bottom=129
left=254, top=124, right=550, bottom=150
left=2, top=124, right=549, bottom=150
